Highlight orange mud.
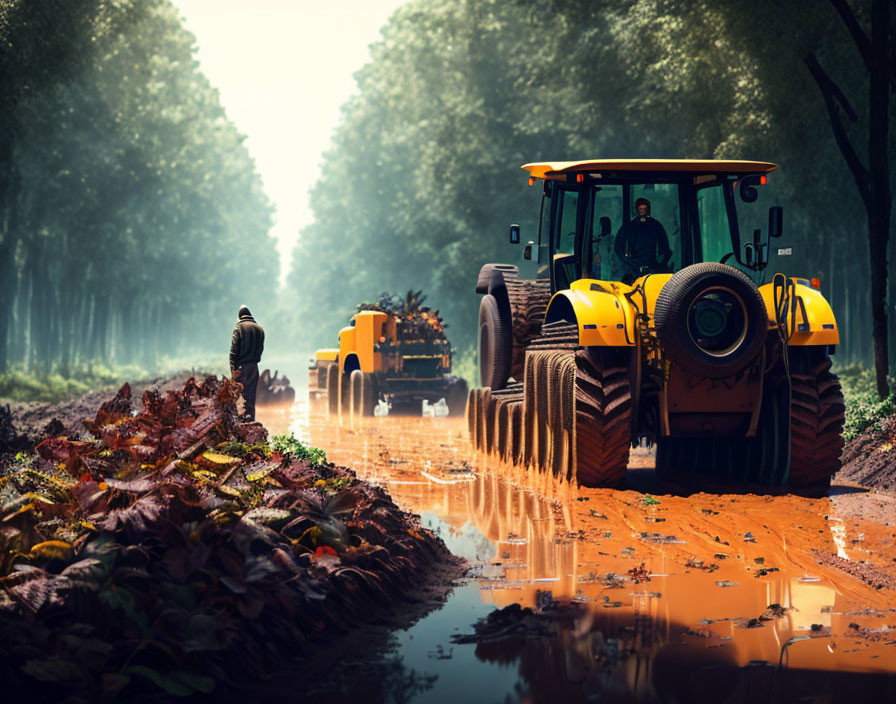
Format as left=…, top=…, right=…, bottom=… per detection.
left=257, top=403, right=896, bottom=678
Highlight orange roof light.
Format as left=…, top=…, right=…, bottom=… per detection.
left=760, top=175, right=767, bottom=185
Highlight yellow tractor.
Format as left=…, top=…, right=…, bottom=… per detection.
left=470, top=159, right=844, bottom=493
left=310, top=298, right=468, bottom=417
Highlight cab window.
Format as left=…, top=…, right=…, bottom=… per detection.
left=696, top=184, right=731, bottom=264
left=555, top=188, right=579, bottom=255
left=629, top=183, right=681, bottom=272
left=585, top=185, right=624, bottom=279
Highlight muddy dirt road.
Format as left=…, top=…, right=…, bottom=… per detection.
left=257, top=402, right=896, bottom=702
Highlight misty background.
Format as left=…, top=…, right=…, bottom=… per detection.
left=0, top=0, right=893, bottom=399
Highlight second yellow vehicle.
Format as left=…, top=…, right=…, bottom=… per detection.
left=310, top=293, right=468, bottom=417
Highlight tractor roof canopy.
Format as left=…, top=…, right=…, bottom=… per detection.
left=523, top=159, right=777, bottom=180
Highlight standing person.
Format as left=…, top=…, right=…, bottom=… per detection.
left=614, top=197, right=672, bottom=282
left=229, top=305, right=265, bottom=421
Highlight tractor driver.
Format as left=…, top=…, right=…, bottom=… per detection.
left=614, top=197, right=672, bottom=282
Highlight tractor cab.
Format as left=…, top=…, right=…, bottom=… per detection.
left=516, top=160, right=782, bottom=292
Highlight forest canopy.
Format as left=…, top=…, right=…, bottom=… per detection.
left=287, top=0, right=894, bottom=370
left=0, top=0, right=277, bottom=378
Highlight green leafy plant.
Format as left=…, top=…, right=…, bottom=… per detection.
left=270, top=433, right=327, bottom=466
left=837, top=366, right=896, bottom=440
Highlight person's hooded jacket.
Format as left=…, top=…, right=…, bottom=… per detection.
left=230, top=308, right=264, bottom=372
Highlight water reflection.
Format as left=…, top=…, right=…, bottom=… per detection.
left=256, top=403, right=896, bottom=701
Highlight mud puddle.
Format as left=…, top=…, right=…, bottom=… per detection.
left=257, top=403, right=896, bottom=702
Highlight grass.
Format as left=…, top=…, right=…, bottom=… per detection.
left=0, top=356, right=226, bottom=403
left=836, top=365, right=895, bottom=440
left=0, top=363, right=145, bottom=403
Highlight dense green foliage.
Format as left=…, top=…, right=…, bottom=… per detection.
left=286, top=0, right=894, bottom=365
left=0, top=0, right=276, bottom=379
left=838, top=366, right=896, bottom=439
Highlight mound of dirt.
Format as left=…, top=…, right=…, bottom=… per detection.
left=0, top=376, right=462, bottom=701
left=0, top=373, right=196, bottom=453
left=837, top=412, right=896, bottom=493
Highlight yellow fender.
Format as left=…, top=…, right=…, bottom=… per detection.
left=544, top=279, right=639, bottom=347
left=338, top=326, right=357, bottom=373
left=546, top=275, right=838, bottom=349
left=758, top=281, right=839, bottom=346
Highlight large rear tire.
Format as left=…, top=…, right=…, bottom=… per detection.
left=573, top=348, right=632, bottom=487
left=508, top=278, right=551, bottom=379
left=479, top=294, right=511, bottom=390
left=788, top=349, right=845, bottom=491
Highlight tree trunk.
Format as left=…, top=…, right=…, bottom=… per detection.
left=867, top=0, right=891, bottom=397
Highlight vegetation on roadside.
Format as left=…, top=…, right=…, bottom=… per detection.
left=270, top=433, right=328, bottom=466
left=0, top=376, right=451, bottom=700
left=838, top=366, right=896, bottom=440
left=452, top=345, right=478, bottom=389
left=0, top=363, right=145, bottom=403
left=0, top=357, right=224, bottom=403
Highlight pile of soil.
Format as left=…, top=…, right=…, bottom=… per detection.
left=0, top=373, right=196, bottom=453
left=0, top=376, right=462, bottom=701
left=837, top=412, right=896, bottom=493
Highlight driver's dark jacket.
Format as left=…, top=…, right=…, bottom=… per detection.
left=614, top=216, right=671, bottom=271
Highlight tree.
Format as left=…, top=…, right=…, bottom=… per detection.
left=0, top=0, right=277, bottom=376
left=804, top=0, right=893, bottom=398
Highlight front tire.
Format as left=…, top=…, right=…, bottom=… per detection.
left=360, top=372, right=377, bottom=416
left=479, top=294, right=511, bottom=390
left=326, top=364, right=340, bottom=416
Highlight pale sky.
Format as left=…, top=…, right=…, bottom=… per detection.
left=172, top=0, right=408, bottom=283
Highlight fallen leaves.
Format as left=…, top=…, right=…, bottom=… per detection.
left=0, top=375, right=456, bottom=699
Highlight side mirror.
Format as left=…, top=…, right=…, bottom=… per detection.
left=768, top=206, right=782, bottom=238
left=523, top=240, right=534, bottom=260
left=738, top=174, right=768, bottom=203
left=509, top=224, right=520, bottom=244
left=598, top=216, right=611, bottom=238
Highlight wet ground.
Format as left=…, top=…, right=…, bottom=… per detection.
left=256, top=400, right=896, bottom=703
